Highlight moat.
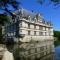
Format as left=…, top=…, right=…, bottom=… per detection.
left=4, top=43, right=60, bottom=60
left=0, top=43, right=60, bottom=60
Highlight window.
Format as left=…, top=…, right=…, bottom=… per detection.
left=34, top=31, right=36, bottom=35
left=40, top=52, right=44, bottom=57
left=34, top=25, right=36, bottom=29
left=43, top=27, right=46, bottom=31
left=28, top=31, right=30, bottom=35
left=19, top=21, right=22, bottom=27
left=39, top=26, right=43, bottom=30
left=37, top=48, right=40, bottom=52
left=39, top=32, right=43, bottom=36
left=45, top=27, right=46, bottom=31
left=30, top=48, right=35, bottom=53
left=19, top=23, right=22, bottom=27
left=45, top=32, right=47, bottom=36
left=40, top=47, right=44, bottom=52
left=28, top=24, right=30, bottom=28
left=19, top=30, right=22, bottom=33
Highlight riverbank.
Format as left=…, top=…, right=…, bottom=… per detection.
left=54, top=40, right=60, bottom=47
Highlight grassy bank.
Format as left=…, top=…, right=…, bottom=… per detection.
left=54, top=40, right=60, bottom=47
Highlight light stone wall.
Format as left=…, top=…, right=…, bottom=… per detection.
left=20, top=36, right=54, bottom=42
left=25, top=23, right=28, bottom=28
left=20, top=21, right=53, bottom=37
left=36, top=32, right=39, bottom=35
left=43, top=27, right=45, bottom=30
left=30, top=31, right=34, bottom=35
left=30, top=24, right=34, bottom=29
left=22, top=21, right=26, bottom=27
left=46, top=28, right=48, bottom=31
left=19, top=29, right=26, bottom=35
left=36, top=25, right=39, bottom=29
left=18, top=20, right=54, bottom=43
left=43, top=32, right=46, bottom=35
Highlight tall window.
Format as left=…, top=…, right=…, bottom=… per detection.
left=45, top=27, right=46, bottom=31
left=28, top=31, right=30, bottom=35
left=39, top=26, right=43, bottom=30
left=34, top=31, right=36, bottom=35
left=45, top=32, right=46, bottom=36
left=19, top=22, right=22, bottom=27
left=40, top=47, right=44, bottom=52
left=40, top=52, right=44, bottom=57
left=34, top=25, right=36, bottom=29
left=28, top=24, right=30, bottom=28
left=39, top=32, right=43, bottom=36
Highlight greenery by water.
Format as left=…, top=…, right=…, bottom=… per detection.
left=54, top=40, right=60, bottom=47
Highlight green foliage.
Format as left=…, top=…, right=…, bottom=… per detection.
left=0, top=14, right=10, bottom=43
left=13, top=47, right=21, bottom=60
left=0, top=0, right=20, bottom=44
left=54, top=40, right=60, bottom=47
left=0, top=0, right=20, bottom=16
left=0, top=0, right=19, bottom=9
left=0, top=14, right=9, bottom=25
left=54, top=30, right=60, bottom=47
left=54, top=30, right=60, bottom=40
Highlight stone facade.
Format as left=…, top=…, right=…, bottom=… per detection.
left=4, top=8, right=55, bottom=60
left=5, top=8, right=54, bottom=43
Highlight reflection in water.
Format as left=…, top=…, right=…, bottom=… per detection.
left=55, top=46, right=60, bottom=60
left=6, top=43, right=55, bottom=60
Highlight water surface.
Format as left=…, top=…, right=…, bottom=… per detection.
left=6, top=44, right=60, bottom=60
left=55, top=46, right=60, bottom=60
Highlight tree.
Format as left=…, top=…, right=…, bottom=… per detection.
left=0, top=0, right=20, bottom=43
left=0, top=0, right=20, bottom=15
left=54, top=30, right=60, bottom=40
left=0, top=14, right=9, bottom=43
left=37, top=0, right=60, bottom=6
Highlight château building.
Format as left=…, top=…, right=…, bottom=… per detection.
left=3, top=8, right=55, bottom=59
left=4, top=8, right=54, bottom=43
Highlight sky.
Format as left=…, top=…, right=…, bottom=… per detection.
left=0, top=0, right=60, bottom=31
left=19, top=0, right=60, bottom=31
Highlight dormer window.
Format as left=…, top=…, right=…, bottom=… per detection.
left=36, top=13, right=43, bottom=22
left=28, top=15, right=31, bottom=21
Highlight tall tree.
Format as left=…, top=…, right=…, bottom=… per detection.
left=0, top=14, right=9, bottom=43
left=0, top=0, right=20, bottom=43
left=37, top=0, right=60, bottom=6
left=0, top=0, right=20, bottom=16
left=54, top=30, right=60, bottom=40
